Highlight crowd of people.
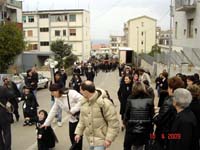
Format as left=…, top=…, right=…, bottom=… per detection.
left=1, top=61, right=200, bottom=150
left=118, top=64, right=200, bottom=150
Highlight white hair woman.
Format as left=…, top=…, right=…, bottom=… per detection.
left=169, top=88, right=199, bottom=150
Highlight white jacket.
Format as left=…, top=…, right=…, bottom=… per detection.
left=44, top=89, right=83, bottom=126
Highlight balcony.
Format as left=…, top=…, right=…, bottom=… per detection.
left=175, top=0, right=197, bottom=11
left=6, top=0, right=22, bottom=9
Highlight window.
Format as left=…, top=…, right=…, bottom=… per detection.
left=175, top=22, right=178, bottom=39
left=69, top=14, right=76, bottom=22
left=112, top=38, right=117, bottom=41
left=187, top=19, right=194, bottom=38
left=28, top=16, right=34, bottom=22
left=22, top=16, right=26, bottom=23
left=55, top=30, right=60, bottom=36
left=64, top=15, right=68, bottom=21
left=141, top=22, right=144, bottom=27
left=23, top=31, right=26, bottom=37
left=141, top=41, right=144, bottom=45
left=141, top=32, right=143, bottom=36
left=40, top=28, right=49, bottom=32
left=40, top=42, right=49, bottom=46
left=69, top=29, right=76, bottom=36
left=63, top=30, right=66, bottom=36
left=27, top=30, right=33, bottom=37
left=184, top=29, right=186, bottom=35
left=195, top=28, right=198, bottom=36
left=39, top=14, right=48, bottom=19
left=33, top=44, right=38, bottom=50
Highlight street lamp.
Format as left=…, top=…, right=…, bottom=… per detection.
left=44, top=58, right=58, bottom=84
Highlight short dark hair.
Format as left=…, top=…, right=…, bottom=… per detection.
left=81, top=80, right=95, bottom=93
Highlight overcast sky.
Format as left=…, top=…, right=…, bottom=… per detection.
left=22, top=0, right=171, bottom=41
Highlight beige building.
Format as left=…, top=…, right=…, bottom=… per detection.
left=109, top=35, right=126, bottom=54
left=127, top=16, right=157, bottom=54
left=173, top=0, right=199, bottom=50
left=23, top=9, right=91, bottom=61
left=0, top=0, right=22, bottom=24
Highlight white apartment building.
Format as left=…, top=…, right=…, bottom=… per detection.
left=173, top=0, right=199, bottom=50
left=23, top=9, right=91, bottom=61
left=0, top=0, right=22, bottom=24
left=127, top=16, right=157, bottom=54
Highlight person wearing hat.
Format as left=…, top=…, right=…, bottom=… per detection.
left=0, top=86, right=14, bottom=150
left=42, top=83, right=83, bottom=150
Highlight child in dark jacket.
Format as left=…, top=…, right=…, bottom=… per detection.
left=36, top=109, right=58, bottom=150
left=21, top=86, right=38, bottom=126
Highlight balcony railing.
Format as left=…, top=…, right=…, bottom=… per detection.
left=175, top=0, right=196, bottom=11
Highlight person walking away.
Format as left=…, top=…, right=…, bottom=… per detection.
left=74, top=80, right=120, bottom=150
left=123, top=82, right=154, bottom=150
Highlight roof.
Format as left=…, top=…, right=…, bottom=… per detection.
left=23, top=9, right=89, bottom=14
left=140, top=54, right=155, bottom=65
left=128, top=15, right=157, bottom=23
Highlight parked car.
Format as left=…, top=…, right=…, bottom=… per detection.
left=20, top=73, right=49, bottom=89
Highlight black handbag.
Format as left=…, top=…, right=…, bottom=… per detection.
left=69, top=142, right=78, bottom=150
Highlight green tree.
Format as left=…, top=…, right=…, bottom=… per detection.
left=0, top=23, right=24, bottom=73
left=50, top=40, right=77, bottom=68
left=148, top=44, right=161, bottom=57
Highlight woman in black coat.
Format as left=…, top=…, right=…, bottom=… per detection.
left=117, top=75, right=133, bottom=131
left=123, top=82, right=154, bottom=150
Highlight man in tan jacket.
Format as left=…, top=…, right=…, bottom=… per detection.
left=75, top=80, right=120, bottom=150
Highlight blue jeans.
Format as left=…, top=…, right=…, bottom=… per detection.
left=90, top=146, right=105, bottom=150
left=51, top=96, right=62, bottom=122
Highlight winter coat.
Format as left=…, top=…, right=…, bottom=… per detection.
left=75, top=89, right=120, bottom=146
left=117, top=82, right=132, bottom=116
left=153, top=96, right=177, bottom=149
left=190, top=98, right=200, bottom=138
left=168, top=108, right=199, bottom=150
left=36, top=120, right=57, bottom=149
left=124, top=94, right=154, bottom=135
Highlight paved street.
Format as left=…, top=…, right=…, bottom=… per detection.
left=12, top=70, right=125, bottom=150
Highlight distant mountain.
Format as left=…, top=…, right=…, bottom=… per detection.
left=91, top=39, right=109, bottom=45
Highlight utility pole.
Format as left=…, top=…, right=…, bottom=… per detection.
left=136, top=26, right=139, bottom=67
left=168, top=0, right=173, bottom=76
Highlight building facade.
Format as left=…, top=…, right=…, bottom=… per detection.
left=23, top=9, right=91, bottom=61
left=173, top=0, right=199, bottom=50
left=127, top=16, right=157, bottom=54
left=109, top=35, right=126, bottom=54
left=0, top=0, right=22, bottom=24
